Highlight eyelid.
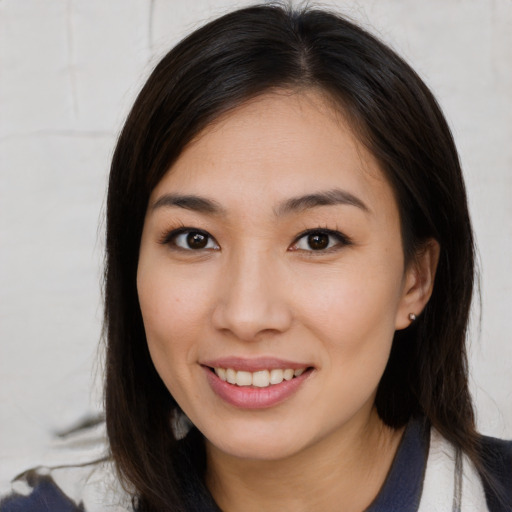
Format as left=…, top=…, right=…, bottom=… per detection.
left=290, top=228, right=352, bottom=252
left=158, top=226, right=350, bottom=253
left=159, top=227, right=220, bottom=251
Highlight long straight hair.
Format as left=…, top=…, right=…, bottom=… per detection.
left=105, top=4, right=480, bottom=510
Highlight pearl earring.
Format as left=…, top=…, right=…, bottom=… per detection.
left=408, top=313, right=417, bottom=322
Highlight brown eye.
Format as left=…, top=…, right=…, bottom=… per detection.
left=187, top=232, right=208, bottom=249
left=167, top=229, right=219, bottom=251
left=291, top=229, right=350, bottom=253
left=307, top=233, right=329, bottom=250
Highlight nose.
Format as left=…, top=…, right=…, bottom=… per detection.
left=211, top=249, right=293, bottom=341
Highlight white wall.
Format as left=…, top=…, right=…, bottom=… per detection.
left=1, top=0, right=511, bottom=484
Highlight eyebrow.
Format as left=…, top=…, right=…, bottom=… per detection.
left=275, top=188, right=369, bottom=216
left=151, top=194, right=226, bottom=215
left=151, top=188, right=369, bottom=217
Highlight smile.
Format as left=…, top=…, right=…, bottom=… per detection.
left=203, top=361, right=314, bottom=409
left=213, top=367, right=306, bottom=387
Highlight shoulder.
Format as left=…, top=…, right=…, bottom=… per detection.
left=419, top=427, right=512, bottom=512
left=478, top=434, right=512, bottom=512
left=0, top=421, right=133, bottom=512
left=1, top=460, right=133, bottom=512
left=1, top=467, right=89, bottom=512
left=479, top=434, right=512, bottom=473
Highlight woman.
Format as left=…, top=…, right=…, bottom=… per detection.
left=1, top=3, right=510, bottom=512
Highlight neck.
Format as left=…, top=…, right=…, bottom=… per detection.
left=205, top=408, right=405, bottom=512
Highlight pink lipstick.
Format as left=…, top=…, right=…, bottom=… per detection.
left=202, top=357, right=313, bottom=409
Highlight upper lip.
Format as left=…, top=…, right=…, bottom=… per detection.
left=201, top=357, right=312, bottom=372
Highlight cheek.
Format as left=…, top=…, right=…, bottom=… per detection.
left=294, top=265, right=402, bottom=418
left=136, top=258, right=214, bottom=386
left=291, top=256, right=404, bottom=356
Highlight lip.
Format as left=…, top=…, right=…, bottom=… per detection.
left=202, top=362, right=314, bottom=409
left=201, top=356, right=310, bottom=372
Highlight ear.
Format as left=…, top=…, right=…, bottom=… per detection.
left=395, top=239, right=440, bottom=330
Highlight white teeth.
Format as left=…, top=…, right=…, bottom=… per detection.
left=252, top=370, right=270, bottom=388
left=216, top=367, right=227, bottom=381
left=214, top=367, right=307, bottom=387
left=269, top=369, right=284, bottom=385
left=283, top=369, right=294, bottom=381
left=226, top=368, right=237, bottom=385
left=235, top=370, right=252, bottom=386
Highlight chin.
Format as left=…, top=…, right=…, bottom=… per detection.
left=199, top=415, right=320, bottom=462
left=207, top=433, right=303, bottom=461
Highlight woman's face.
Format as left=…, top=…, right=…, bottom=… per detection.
left=137, top=91, right=421, bottom=461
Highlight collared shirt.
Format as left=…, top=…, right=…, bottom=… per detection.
left=1, top=418, right=510, bottom=511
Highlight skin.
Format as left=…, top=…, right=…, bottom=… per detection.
left=137, top=90, right=439, bottom=512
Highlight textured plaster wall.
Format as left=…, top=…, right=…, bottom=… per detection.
left=1, top=0, right=511, bottom=484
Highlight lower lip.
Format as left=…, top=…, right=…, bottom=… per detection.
left=204, top=367, right=312, bottom=409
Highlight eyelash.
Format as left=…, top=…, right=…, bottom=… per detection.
left=159, top=226, right=220, bottom=251
left=290, top=228, right=352, bottom=254
left=159, top=226, right=352, bottom=254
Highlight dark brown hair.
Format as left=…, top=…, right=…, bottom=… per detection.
left=105, top=4, right=480, bottom=510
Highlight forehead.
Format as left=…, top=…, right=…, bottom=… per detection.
left=151, top=90, right=393, bottom=214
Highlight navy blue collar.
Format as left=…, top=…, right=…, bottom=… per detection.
left=366, top=418, right=429, bottom=512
